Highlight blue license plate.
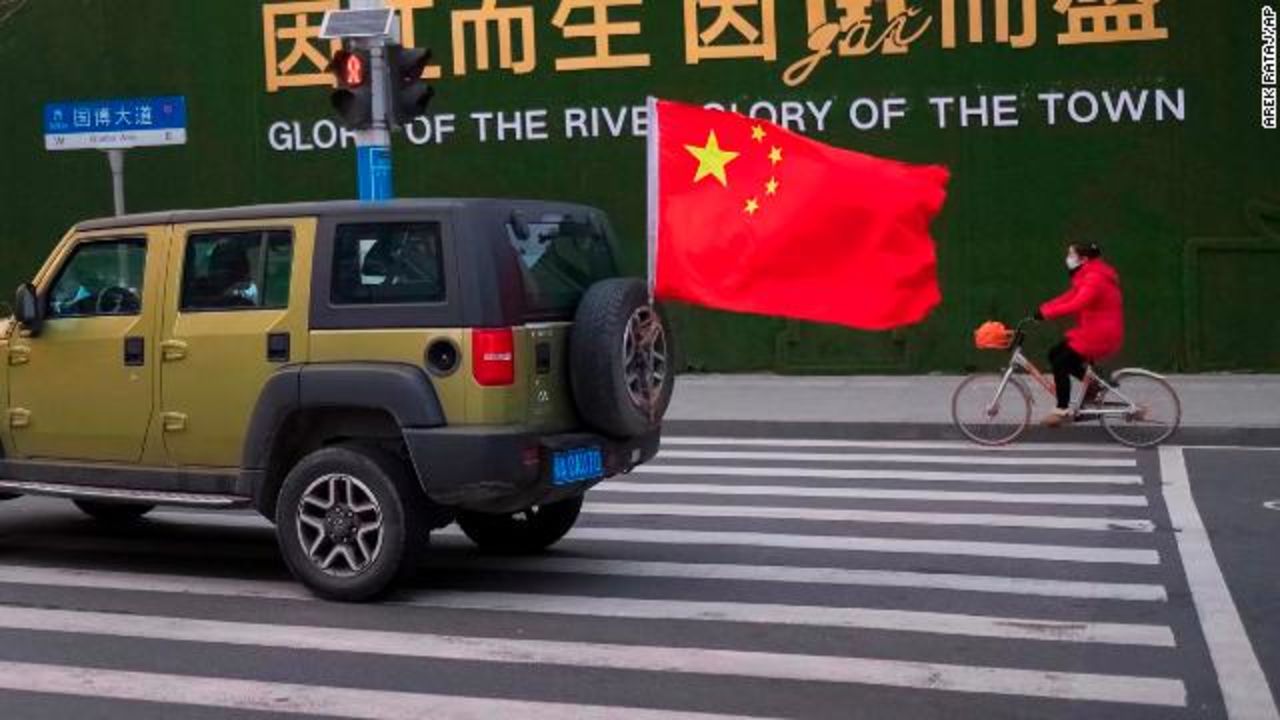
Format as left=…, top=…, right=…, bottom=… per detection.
left=552, top=447, right=604, bottom=486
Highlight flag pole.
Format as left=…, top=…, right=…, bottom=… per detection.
left=645, top=95, right=659, bottom=305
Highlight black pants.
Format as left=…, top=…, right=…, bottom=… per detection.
left=1048, top=341, right=1088, bottom=410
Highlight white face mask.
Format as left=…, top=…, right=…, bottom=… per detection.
left=1066, top=254, right=1083, bottom=270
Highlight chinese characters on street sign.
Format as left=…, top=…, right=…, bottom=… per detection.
left=44, top=96, right=188, bottom=151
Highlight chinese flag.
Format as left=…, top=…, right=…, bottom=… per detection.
left=650, top=99, right=949, bottom=330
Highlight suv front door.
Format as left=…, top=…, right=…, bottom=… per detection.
left=158, top=220, right=311, bottom=468
left=7, top=229, right=165, bottom=462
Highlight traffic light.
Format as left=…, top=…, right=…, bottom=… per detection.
left=328, top=47, right=373, bottom=130
left=386, top=44, right=435, bottom=126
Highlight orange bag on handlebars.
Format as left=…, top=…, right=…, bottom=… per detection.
left=974, top=321, right=1014, bottom=350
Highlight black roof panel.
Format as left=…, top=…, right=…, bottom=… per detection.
left=74, top=198, right=592, bottom=232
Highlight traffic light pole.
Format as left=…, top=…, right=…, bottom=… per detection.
left=351, top=0, right=393, bottom=202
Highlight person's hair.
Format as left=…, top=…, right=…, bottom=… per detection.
left=1068, top=242, right=1102, bottom=259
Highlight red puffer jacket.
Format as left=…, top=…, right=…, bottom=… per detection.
left=1039, top=259, right=1125, bottom=361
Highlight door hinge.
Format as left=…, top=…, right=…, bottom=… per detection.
left=8, top=408, right=31, bottom=429
left=160, top=339, right=189, bottom=362
left=161, top=412, right=188, bottom=433
left=8, top=345, right=30, bottom=366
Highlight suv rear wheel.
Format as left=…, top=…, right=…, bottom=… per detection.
left=570, top=278, right=674, bottom=438
left=73, top=500, right=155, bottom=522
left=275, top=444, right=425, bottom=602
left=457, top=495, right=584, bottom=554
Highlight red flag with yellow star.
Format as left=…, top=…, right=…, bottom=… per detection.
left=648, top=99, right=949, bottom=330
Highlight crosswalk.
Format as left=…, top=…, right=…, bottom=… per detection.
left=0, top=434, right=1227, bottom=719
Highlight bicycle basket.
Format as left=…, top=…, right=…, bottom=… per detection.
left=974, top=321, right=1014, bottom=350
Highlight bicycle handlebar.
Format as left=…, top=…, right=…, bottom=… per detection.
left=1009, top=317, right=1040, bottom=348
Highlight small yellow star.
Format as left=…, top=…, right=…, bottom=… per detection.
left=684, top=130, right=740, bottom=187
left=769, top=146, right=783, bottom=165
left=765, top=177, right=779, bottom=196
left=751, top=125, right=766, bottom=143
left=744, top=197, right=760, bottom=216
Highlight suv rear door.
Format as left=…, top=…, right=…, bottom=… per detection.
left=158, top=218, right=312, bottom=468
left=503, top=206, right=621, bottom=430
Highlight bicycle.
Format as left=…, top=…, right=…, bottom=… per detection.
left=951, top=319, right=1182, bottom=448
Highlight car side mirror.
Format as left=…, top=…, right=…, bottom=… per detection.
left=14, top=283, right=43, bottom=337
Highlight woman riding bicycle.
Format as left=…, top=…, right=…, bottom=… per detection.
left=1035, top=242, right=1124, bottom=427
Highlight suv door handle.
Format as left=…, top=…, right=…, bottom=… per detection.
left=123, top=337, right=145, bottom=367
left=160, top=339, right=188, bottom=362
left=161, top=412, right=188, bottom=433
left=7, top=345, right=30, bottom=366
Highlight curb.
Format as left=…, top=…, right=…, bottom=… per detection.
left=662, top=419, right=1280, bottom=448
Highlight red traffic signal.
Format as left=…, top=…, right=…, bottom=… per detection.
left=329, top=49, right=369, bottom=89
left=327, top=48, right=373, bottom=129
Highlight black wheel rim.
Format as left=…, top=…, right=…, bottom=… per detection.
left=296, top=473, right=385, bottom=577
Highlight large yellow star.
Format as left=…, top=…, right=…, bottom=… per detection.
left=685, top=131, right=740, bottom=187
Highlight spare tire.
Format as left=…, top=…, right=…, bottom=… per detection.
left=570, top=278, right=674, bottom=438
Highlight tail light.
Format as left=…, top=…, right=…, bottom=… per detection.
left=472, top=328, right=515, bottom=386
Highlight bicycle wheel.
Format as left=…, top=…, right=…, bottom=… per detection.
left=952, top=373, right=1032, bottom=446
left=1100, top=371, right=1181, bottom=448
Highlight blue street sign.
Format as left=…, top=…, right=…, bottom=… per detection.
left=44, top=96, right=187, bottom=151
left=357, top=145, right=394, bottom=202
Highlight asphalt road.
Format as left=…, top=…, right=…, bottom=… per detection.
left=0, top=431, right=1275, bottom=719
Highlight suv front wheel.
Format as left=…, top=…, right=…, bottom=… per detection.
left=457, top=495, right=584, bottom=554
left=275, top=444, right=425, bottom=602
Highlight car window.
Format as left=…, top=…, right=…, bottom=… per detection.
left=181, top=230, right=293, bottom=311
left=331, top=222, right=445, bottom=306
left=507, top=212, right=618, bottom=318
left=47, top=238, right=147, bottom=319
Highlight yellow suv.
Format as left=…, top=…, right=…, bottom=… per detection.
left=0, top=200, right=672, bottom=601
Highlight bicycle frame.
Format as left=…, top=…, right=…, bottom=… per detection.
left=989, top=337, right=1140, bottom=421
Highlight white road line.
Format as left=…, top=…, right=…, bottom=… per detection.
left=599, top=482, right=1150, bottom=507
left=1159, top=447, right=1280, bottom=720
left=147, top=513, right=1159, bottom=564
left=658, top=449, right=1138, bottom=468
left=0, top=614, right=1186, bottom=707
left=403, top=591, right=1175, bottom=646
left=491, top=527, right=1162, bottom=565
left=584, top=501, right=1156, bottom=532
left=639, top=465, right=1142, bottom=485
left=664, top=436, right=1135, bottom=454
left=0, top=588, right=1167, bottom=648
left=423, top=556, right=1168, bottom=602
left=0, top=557, right=1169, bottom=605
left=0, top=660, right=743, bottom=720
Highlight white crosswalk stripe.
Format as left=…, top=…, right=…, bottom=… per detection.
left=0, top=435, right=1210, bottom=717
left=662, top=436, right=1136, bottom=454
left=584, top=501, right=1157, bottom=532
left=639, top=464, right=1143, bottom=485
left=0, top=660, right=747, bottom=720
left=0, top=610, right=1187, bottom=707
left=658, top=449, right=1139, bottom=468
left=600, top=482, right=1150, bottom=506
left=149, top=513, right=1160, bottom=564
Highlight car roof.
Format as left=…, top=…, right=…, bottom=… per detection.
left=75, top=198, right=600, bottom=232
